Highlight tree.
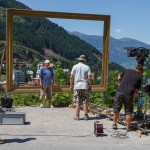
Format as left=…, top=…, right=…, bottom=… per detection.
left=102, top=71, right=119, bottom=108
left=54, top=61, right=65, bottom=86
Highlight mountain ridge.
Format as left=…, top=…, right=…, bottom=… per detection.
left=70, top=31, right=150, bottom=68
left=0, top=0, right=125, bottom=75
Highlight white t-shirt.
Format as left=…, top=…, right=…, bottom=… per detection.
left=71, top=62, right=91, bottom=90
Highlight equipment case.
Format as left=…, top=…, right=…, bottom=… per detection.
left=0, top=111, right=26, bottom=125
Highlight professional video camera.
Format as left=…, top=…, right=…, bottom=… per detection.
left=125, top=47, right=149, bottom=66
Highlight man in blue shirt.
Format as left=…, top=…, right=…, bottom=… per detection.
left=39, top=60, right=54, bottom=108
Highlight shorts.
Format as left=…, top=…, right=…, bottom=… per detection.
left=40, top=85, right=52, bottom=100
left=73, top=89, right=89, bottom=106
left=113, top=92, right=133, bottom=115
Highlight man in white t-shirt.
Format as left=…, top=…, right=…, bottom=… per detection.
left=70, top=55, right=92, bottom=120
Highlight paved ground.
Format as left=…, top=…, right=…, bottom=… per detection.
left=0, top=106, right=150, bottom=150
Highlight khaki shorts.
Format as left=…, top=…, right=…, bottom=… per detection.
left=73, top=89, right=89, bottom=106
left=40, top=85, right=52, bottom=100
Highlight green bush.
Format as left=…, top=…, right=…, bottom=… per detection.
left=11, top=94, right=40, bottom=106
left=52, top=93, right=72, bottom=107
left=10, top=92, right=113, bottom=108
left=89, top=93, right=103, bottom=106
left=102, top=71, right=119, bottom=108
left=102, top=88, right=116, bottom=108
left=11, top=93, right=73, bottom=107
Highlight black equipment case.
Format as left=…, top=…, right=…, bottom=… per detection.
left=1, top=97, right=13, bottom=108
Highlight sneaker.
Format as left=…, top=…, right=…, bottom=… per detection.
left=0, top=140, right=4, bottom=144
left=50, top=105, right=54, bottom=108
left=84, top=114, right=90, bottom=120
left=73, top=114, right=80, bottom=120
left=126, top=128, right=131, bottom=132
left=112, top=124, right=118, bottom=130
left=40, top=103, right=43, bottom=108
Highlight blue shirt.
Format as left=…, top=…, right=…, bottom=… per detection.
left=39, top=67, right=54, bottom=85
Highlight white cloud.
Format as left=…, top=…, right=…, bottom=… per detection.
left=113, top=29, right=123, bottom=33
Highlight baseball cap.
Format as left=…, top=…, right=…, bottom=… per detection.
left=44, top=60, right=50, bottom=63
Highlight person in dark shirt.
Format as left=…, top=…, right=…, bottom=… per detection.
left=112, top=65, right=143, bottom=131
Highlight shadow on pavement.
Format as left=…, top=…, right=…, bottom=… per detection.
left=79, top=116, right=108, bottom=121
left=24, top=122, right=31, bottom=125
left=3, top=138, right=36, bottom=143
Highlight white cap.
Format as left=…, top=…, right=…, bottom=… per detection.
left=44, top=60, right=50, bottom=63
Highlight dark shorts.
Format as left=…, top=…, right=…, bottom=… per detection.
left=113, top=92, right=133, bottom=115
left=73, top=89, right=89, bottom=106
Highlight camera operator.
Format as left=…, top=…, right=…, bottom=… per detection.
left=112, top=65, right=143, bottom=132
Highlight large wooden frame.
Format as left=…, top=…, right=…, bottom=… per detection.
left=6, top=9, right=110, bottom=94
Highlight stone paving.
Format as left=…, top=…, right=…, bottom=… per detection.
left=0, top=106, right=150, bottom=150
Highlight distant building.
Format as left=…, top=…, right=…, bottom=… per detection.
left=13, top=69, right=25, bottom=85
left=36, top=63, right=43, bottom=78
left=27, top=70, right=34, bottom=79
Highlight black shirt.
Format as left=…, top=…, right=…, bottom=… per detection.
left=118, top=69, right=142, bottom=96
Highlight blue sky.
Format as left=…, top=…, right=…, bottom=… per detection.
left=17, top=0, right=150, bottom=45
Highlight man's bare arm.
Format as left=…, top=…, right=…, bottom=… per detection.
left=39, top=76, right=42, bottom=87
left=70, top=74, right=74, bottom=92
left=117, top=74, right=122, bottom=81
left=88, top=75, right=92, bottom=92
left=134, top=89, right=139, bottom=99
